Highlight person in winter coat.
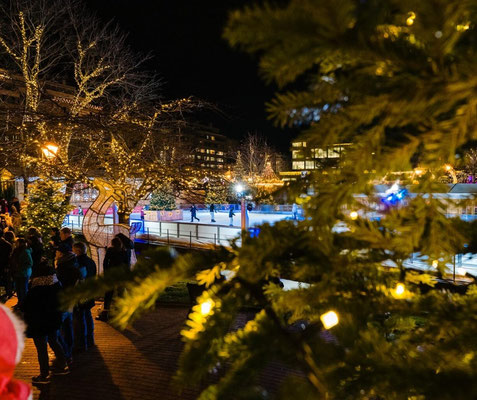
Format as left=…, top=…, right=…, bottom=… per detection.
left=23, top=261, right=69, bottom=384
left=10, top=238, right=32, bottom=309
left=292, top=203, right=298, bottom=220
left=0, top=230, right=12, bottom=300
left=27, top=229, right=43, bottom=275
left=72, top=242, right=97, bottom=350
left=10, top=207, right=21, bottom=234
left=59, top=227, right=74, bottom=251
left=0, top=303, right=32, bottom=398
left=114, top=233, right=134, bottom=270
left=190, top=204, right=200, bottom=222
left=55, top=244, right=80, bottom=363
left=98, top=237, right=128, bottom=321
left=228, top=205, right=235, bottom=226
left=3, top=231, right=15, bottom=299
left=209, top=204, right=216, bottom=223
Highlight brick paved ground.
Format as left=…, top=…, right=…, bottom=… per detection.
left=8, top=299, right=299, bottom=400
left=10, top=300, right=200, bottom=400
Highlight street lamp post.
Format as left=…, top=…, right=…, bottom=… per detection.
left=234, top=183, right=248, bottom=231
left=41, top=143, right=59, bottom=160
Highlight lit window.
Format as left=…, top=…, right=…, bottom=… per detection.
left=200, top=149, right=205, bottom=153
left=314, top=148, right=327, bottom=158
left=292, top=161, right=305, bottom=170
left=211, top=157, right=215, bottom=161
left=218, top=164, right=223, bottom=169
left=217, top=158, right=223, bottom=162
left=292, top=150, right=302, bottom=159
left=211, top=136, right=215, bottom=141
left=292, top=142, right=302, bottom=147
left=217, top=151, right=224, bottom=155
left=328, top=146, right=340, bottom=158
left=305, top=161, right=315, bottom=169
left=210, top=149, right=215, bottom=154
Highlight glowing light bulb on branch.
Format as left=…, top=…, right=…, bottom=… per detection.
left=394, top=283, right=405, bottom=298
left=349, top=211, right=358, bottom=220
left=406, top=11, right=416, bottom=26
left=41, top=143, right=59, bottom=159
left=320, top=310, right=339, bottom=329
left=200, top=299, right=214, bottom=316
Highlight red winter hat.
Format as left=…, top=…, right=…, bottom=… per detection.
left=0, top=304, right=31, bottom=400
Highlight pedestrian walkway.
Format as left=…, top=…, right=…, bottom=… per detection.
left=12, top=300, right=199, bottom=400
left=10, top=298, right=298, bottom=399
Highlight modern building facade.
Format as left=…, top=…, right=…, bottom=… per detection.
left=291, top=141, right=351, bottom=171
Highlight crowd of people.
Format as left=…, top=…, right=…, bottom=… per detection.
left=0, top=201, right=134, bottom=386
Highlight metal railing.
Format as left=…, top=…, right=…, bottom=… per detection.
left=63, top=215, right=242, bottom=248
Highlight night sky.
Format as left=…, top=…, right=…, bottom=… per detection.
left=86, top=0, right=295, bottom=152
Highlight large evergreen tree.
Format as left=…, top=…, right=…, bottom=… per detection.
left=65, top=1, right=477, bottom=399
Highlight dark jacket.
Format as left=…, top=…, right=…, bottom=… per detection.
left=28, top=237, right=44, bottom=269
left=229, top=209, right=235, bottom=218
left=60, top=236, right=74, bottom=251
left=0, top=237, right=12, bottom=271
left=115, top=233, right=134, bottom=267
left=76, top=254, right=97, bottom=280
left=50, top=232, right=61, bottom=248
left=56, top=252, right=80, bottom=289
left=76, top=254, right=97, bottom=308
left=10, top=248, right=33, bottom=278
left=103, top=247, right=129, bottom=273
left=24, top=276, right=63, bottom=337
left=209, top=204, right=215, bottom=212
left=190, top=206, right=197, bottom=216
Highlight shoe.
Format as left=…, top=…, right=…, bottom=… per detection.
left=32, top=375, right=50, bottom=384
left=211, top=220, right=216, bottom=222
left=51, top=365, right=70, bottom=376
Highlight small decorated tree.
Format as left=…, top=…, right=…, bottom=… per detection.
left=149, top=185, right=177, bottom=211
left=22, top=178, right=73, bottom=237
left=205, top=179, right=229, bottom=205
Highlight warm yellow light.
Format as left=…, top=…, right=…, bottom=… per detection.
left=41, top=143, right=59, bottom=159
left=349, top=211, right=358, bottom=220
left=200, top=299, right=214, bottom=316
left=414, top=168, right=424, bottom=176
left=444, top=164, right=453, bottom=172
left=395, top=283, right=405, bottom=296
left=406, top=12, right=416, bottom=26
left=320, top=310, right=339, bottom=329
left=432, top=260, right=438, bottom=268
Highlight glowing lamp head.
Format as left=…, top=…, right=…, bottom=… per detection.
left=444, top=164, right=453, bottom=172
left=200, top=299, right=214, bottom=316
left=395, top=283, right=405, bottom=296
left=234, top=183, right=244, bottom=194
left=432, top=260, right=438, bottom=268
left=42, top=143, right=59, bottom=159
left=406, top=12, right=416, bottom=26
left=349, top=211, right=358, bottom=220
left=320, top=310, right=339, bottom=329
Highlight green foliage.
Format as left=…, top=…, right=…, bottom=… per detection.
left=66, top=1, right=477, bottom=399
left=22, top=178, right=73, bottom=237
left=205, top=179, right=229, bottom=205
left=149, top=184, right=177, bottom=211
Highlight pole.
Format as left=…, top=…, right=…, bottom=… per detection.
left=241, top=197, right=246, bottom=231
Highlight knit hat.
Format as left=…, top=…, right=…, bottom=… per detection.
left=0, top=304, right=32, bottom=400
